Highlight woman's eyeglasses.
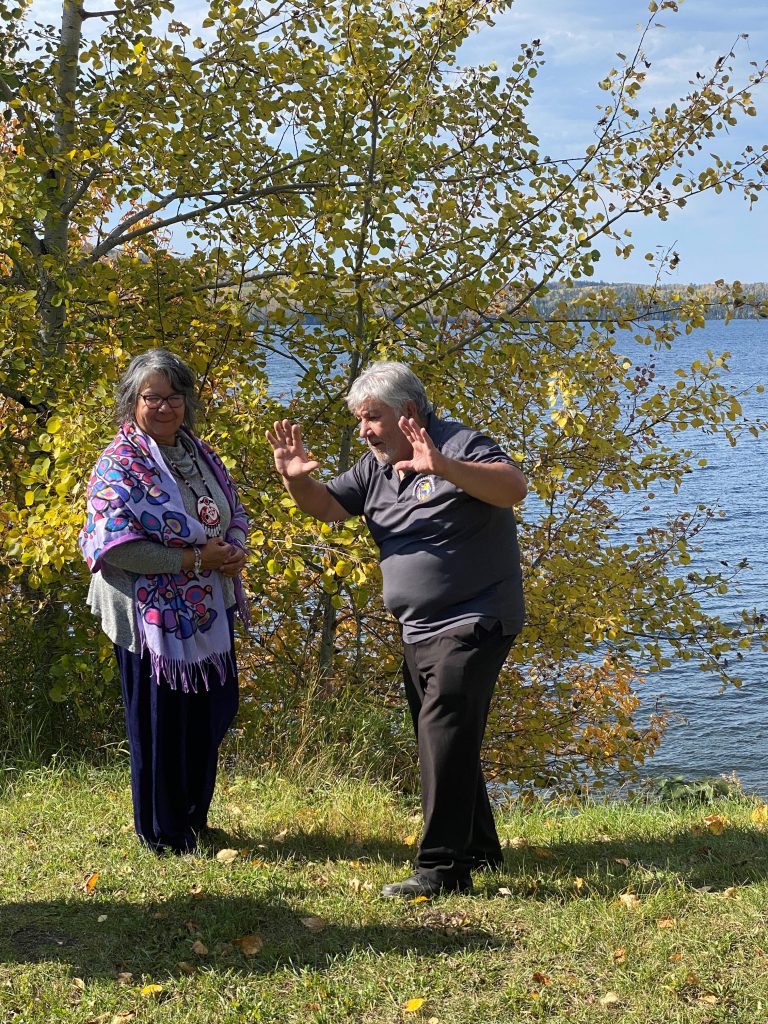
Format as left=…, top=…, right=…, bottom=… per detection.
left=140, top=393, right=186, bottom=409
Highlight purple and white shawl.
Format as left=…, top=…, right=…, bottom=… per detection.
left=79, top=422, right=249, bottom=691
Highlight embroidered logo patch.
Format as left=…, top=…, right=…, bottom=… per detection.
left=415, top=476, right=436, bottom=501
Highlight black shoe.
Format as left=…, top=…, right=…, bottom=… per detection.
left=380, top=874, right=473, bottom=899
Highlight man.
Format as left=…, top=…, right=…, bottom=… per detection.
left=266, top=361, right=526, bottom=897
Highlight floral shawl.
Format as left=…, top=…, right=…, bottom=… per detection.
left=79, top=422, right=249, bottom=691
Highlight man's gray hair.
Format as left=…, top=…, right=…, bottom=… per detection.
left=346, top=361, right=432, bottom=419
left=114, top=348, right=200, bottom=429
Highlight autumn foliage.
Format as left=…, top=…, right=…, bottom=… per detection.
left=1, top=0, right=767, bottom=788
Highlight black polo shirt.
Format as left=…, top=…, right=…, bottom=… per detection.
left=325, top=414, right=525, bottom=642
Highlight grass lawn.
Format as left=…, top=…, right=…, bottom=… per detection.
left=2, top=760, right=768, bottom=1023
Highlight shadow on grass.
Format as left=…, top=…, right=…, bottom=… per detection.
left=493, top=825, right=768, bottom=899
left=197, top=826, right=411, bottom=866
left=0, top=891, right=507, bottom=979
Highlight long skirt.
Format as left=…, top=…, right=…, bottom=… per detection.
left=113, top=607, right=239, bottom=854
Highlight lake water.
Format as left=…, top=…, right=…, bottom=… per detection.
left=615, top=320, right=768, bottom=795
left=266, top=320, right=768, bottom=794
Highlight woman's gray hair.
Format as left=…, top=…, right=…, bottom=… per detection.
left=346, top=361, right=432, bottom=418
left=114, top=348, right=200, bottom=430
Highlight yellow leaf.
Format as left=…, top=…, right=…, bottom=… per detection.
left=617, top=893, right=639, bottom=909
left=723, top=886, right=738, bottom=898
left=107, top=291, right=118, bottom=306
left=599, top=991, right=621, bottom=1007
left=140, top=984, right=163, bottom=997
left=215, top=848, right=239, bottom=864
left=409, top=894, right=429, bottom=904
left=403, top=834, right=418, bottom=846
left=84, top=871, right=100, bottom=893
left=235, top=934, right=263, bottom=955
left=704, top=814, right=728, bottom=835
left=404, top=997, right=425, bottom=1013
left=301, top=916, right=327, bottom=931
left=751, top=804, right=768, bottom=825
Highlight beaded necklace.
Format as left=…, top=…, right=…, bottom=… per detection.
left=165, top=436, right=223, bottom=538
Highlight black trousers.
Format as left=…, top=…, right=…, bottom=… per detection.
left=114, top=608, right=239, bottom=854
left=402, top=619, right=515, bottom=884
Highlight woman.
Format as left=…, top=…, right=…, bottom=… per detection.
left=79, top=349, right=249, bottom=854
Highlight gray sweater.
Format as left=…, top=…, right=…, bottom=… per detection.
left=87, top=438, right=247, bottom=653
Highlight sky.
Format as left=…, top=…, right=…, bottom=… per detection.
left=24, top=0, right=768, bottom=284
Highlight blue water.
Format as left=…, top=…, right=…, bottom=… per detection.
left=613, top=320, right=768, bottom=794
left=266, top=320, right=768, bottom=793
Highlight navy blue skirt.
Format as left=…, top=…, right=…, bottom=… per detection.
left=114, top=607, right=239, bottom=853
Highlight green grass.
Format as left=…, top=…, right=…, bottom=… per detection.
left=3, top=761, right=768, bottom=1023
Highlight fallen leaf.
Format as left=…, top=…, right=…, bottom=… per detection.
left=427, top=1018, right=440, bottom=1024
left=613, top=857, right=631, bottom=867
left=751, top=803, right=768, bottom=825
left=497, top=886, right=513, bottom=897
left=599, top=991, right=621, bottom=1007
left=115, top=972, right=133, bottom=986
left=403, top=834, right=418, bottom=846
left=185, top=920, right=200, bottom=933
left=177, top=961, right=195, bottom=975
left=189, top=884, right=204, bottom=897
left=228, top=804, right=243, bottom=817
left=657, top=917, right=677, bottom=929
left=612, top=948, right=626, bottom=964
left=152, top=910, right=168, bottom=920
left=704, top=814, right=728, bottom=835
left=574, top=876, right=585, bottom=891
left=699, top=994, right=719, bottom=1004
left=348, top=878, right=363, bottom=893
left=533, top=847, right=551, bottom=858
left=84, top=872, right=100, bottom=894
left=686, top=971, right=701, bottom=986
left=140, top=984, right=163, bottom=997
left=97, top=914, right=108, bottom=923
left=235, top=934, right=263, bottom=955
left=191, top=939, right=208, bottom=956
left=509, top=836, right=529, bottom=848
left=215, top=848, right=239, bottom=864
left=723, top=886, right=738, bottom=898
left=617, top=893, right=639, bottom=909
left=301, top=916, right=327, bottom=932
left=72, top=977, right=86, bottom=990
left=409, top=895, right=429, bottom=904
left=109, top=1015, right=135, bottom=1024
left=532, top=972, right=551, bottom=986
left=273, top=829, right=288, bottom=842
left=404, top=997, right=425, bottom=1013
left=669, top=951, right=682, bottom=962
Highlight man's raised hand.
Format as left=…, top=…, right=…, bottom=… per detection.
left=266, top=419, right=320, bottom=480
